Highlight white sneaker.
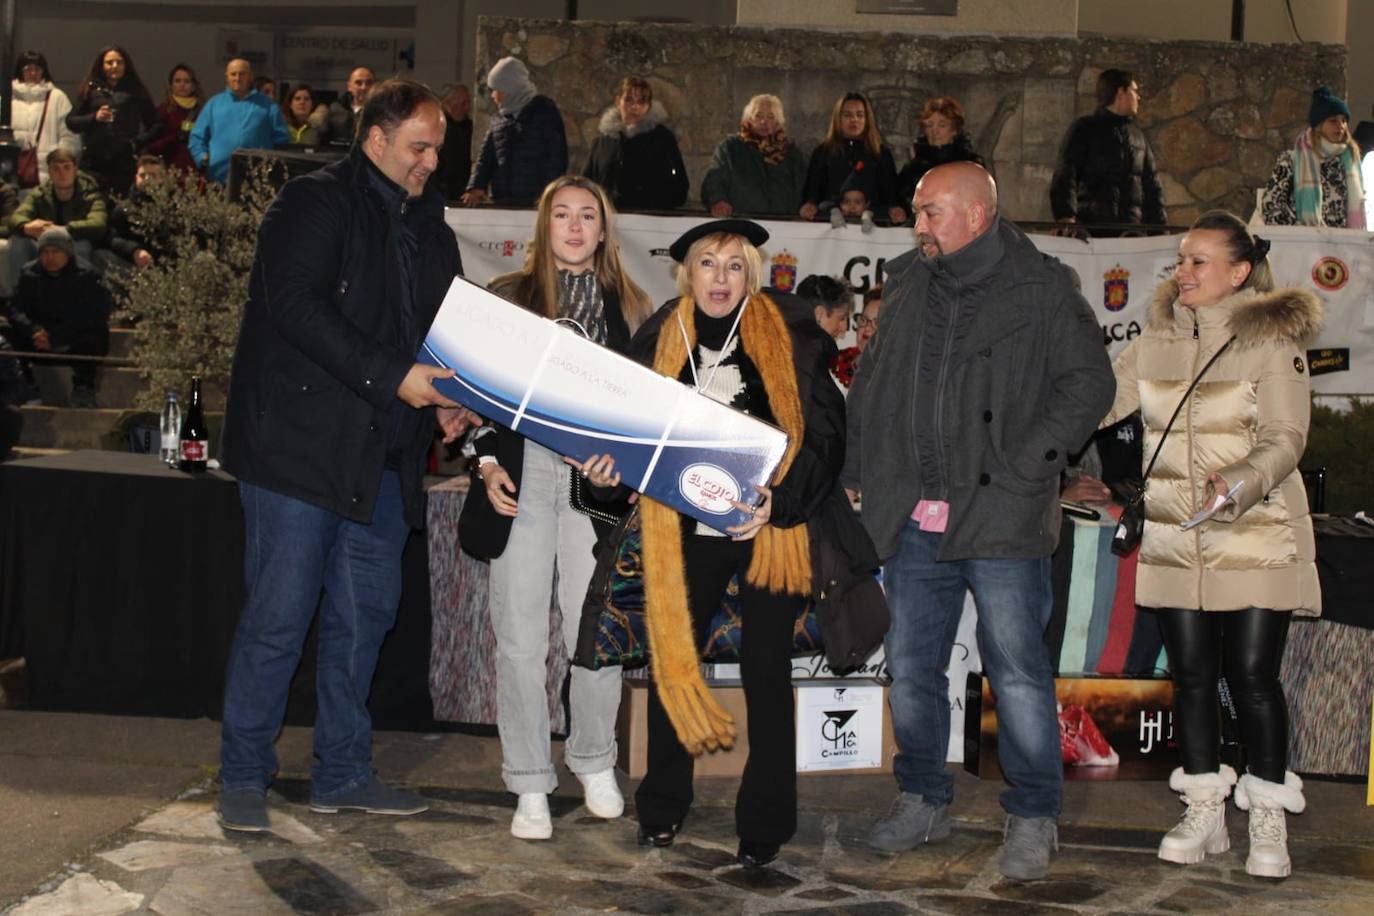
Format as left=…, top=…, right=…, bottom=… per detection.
left=510, top=793, right=552, bottom=840
left=576, top=768, right=624, bottom=819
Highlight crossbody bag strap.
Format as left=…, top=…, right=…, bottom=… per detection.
left=38, top=92, right=51, bottom=136
left=1139, top=335, right=1236, bottom=487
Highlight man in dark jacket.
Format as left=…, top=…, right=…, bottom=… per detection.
left=319, top=67, right=376, bottom=145
left=844, top=163, right=1114, bottom=881
left=460, top=57, right=567, bottom=207
left=100, top=155, right=165, bottom=272
left=216, top=79, right=472, bottom=833
left=4, top=226, right=113, bottom=407
left=1050, top=69, right=1165, bottom=233
left=435, top=84, right=472, bottom=202
left=6, top=148, right=107, bottom=287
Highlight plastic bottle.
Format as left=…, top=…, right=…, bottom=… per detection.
left=159, top=391, right=181, bottom=466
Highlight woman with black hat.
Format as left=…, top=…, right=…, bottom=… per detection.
left=578, top=218, right=864, bottom=868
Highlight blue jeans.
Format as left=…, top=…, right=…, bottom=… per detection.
left=220, top=472, right=409, bottom=797
left=884, top=523, right=1062, bottom=818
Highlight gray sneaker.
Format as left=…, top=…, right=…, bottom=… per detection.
left=867, top=792, right=952, bottom=851
left=218, top=788, right=269, bottom=832
left=999, top=814, right=1058, bottom=880
left=309, top=776, right=429, bottom=815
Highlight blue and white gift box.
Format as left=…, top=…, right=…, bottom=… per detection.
left=420, top=277, right=790, bottom=532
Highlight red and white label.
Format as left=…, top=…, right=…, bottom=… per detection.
left=180, top=438, right=208, bottom=462
left=678, top=463, right=741, bottom=515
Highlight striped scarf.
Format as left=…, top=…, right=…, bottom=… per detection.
left=556, top=268, right=606, bottom=344
left=1293, top=131, right=1367, bottom=229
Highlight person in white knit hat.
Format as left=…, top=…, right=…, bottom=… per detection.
left=460, top=56, right=567, bottom=208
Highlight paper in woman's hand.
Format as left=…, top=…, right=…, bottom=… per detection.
left=1180, top=480, right=1245, bottom=530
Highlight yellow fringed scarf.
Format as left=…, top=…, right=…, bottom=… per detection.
left=640, top=292, right=811, bottom=755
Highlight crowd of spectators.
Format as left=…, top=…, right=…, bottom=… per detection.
left=0, top=45, right=1365, bottom=420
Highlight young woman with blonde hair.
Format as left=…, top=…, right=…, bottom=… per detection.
left=460, top=175, right=652, bottom=840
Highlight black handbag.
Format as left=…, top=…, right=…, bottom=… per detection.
left=1111, top=336, right=1235, bottom=557
left=809, top=489, right=889, bottom=672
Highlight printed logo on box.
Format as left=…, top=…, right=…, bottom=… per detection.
left=798, top=683, right=884, bottom=771
left=678, top=463, right=741, bottom=515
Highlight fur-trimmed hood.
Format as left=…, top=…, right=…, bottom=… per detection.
left=12, top=79, right=58, bottom=103
left=598, top=100, right=669, bottom=139
left=1146, top=278, right=1323, bottom=349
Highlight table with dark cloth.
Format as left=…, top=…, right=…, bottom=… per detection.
left=0, top=450, right=440, bottom=728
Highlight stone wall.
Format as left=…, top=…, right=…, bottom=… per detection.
left=473, top=18, right=1344, bottom=224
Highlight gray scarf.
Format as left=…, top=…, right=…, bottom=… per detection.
left=498, top=83, right=537, bottom=117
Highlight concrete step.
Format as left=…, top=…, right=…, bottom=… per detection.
left=17, top=405, right=224, bottom=453
left=10, top=446, right=70, bottom=459
left=31, top=365, right=147, bottom=409
left=16, top=406, right=133, bottom=450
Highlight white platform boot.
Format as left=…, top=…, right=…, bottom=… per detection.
left=1234, top=771, right=1305, bottom=878
left=1157, top=765, right=1237, bottom=865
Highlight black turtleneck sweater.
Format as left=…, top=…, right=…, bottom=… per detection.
left=912, top=225, right=1005, bottom=501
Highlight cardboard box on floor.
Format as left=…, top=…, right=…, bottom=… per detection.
left=616, top=680, right=897, bottom=779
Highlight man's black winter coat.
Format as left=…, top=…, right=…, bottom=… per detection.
left=221, top=147, right=463, bottom=529
left=1050, top=109, right=1165, bottom=228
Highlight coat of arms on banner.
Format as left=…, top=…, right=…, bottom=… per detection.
left=1103, top=265, right=1130, bottom=312
left=1312, top=256, right=1349, bottom=291
left=770, top=250, right=798, bottom=292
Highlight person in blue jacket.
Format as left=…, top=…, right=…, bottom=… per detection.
left=189, top=58, right=288, bottom=184
left=460, top=57, right=567, bottom=208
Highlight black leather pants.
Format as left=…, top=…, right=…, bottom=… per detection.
left=1155, top=607, right=1292, bottom=782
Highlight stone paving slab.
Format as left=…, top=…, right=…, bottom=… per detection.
left=3, top=711, right=1373, bottom=914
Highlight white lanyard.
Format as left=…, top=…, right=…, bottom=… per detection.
left=677, top=298, right=747, bottom=396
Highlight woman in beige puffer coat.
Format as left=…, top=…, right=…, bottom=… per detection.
left=1102, top=210, right=1320, bottom=880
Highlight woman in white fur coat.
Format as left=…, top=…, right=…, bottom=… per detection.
left=11, top=51, right=81, bottom=186
left=1102, top=209, right=1321, bottom=880
left=583, top=76, right=689, bottom=212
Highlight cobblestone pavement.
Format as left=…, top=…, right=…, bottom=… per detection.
left=3, top=716, right=1372, bottom=914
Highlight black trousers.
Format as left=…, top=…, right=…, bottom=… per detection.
left=634, top=534, right=800, bottom=845
left=1155, top=607, right=1292, bottom=782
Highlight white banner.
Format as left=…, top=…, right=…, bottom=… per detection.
left=446, top=210, right=1374, bottom=395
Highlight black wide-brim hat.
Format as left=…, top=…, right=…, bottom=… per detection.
left=668, top=219, right=770, bottom=263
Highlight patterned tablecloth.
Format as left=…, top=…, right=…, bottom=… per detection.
left=1281, top=618, right=1374, bottom=776
left=425, top=478, right=568, bottom=732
